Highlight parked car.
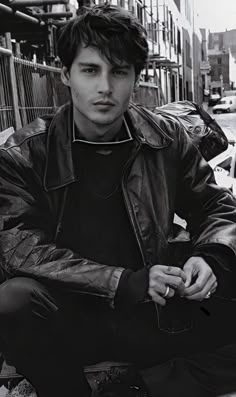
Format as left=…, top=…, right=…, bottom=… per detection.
left=212, top=96, right=236, bottom=114
left=209, top=142, right=236, bottom=196
left=208, top=93, right=221, bottom=106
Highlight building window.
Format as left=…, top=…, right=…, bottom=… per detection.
left=170, top=12, right=173, bottom=45
left=147, top=23, right=157, bottom=43
left=217, top=57, right=222, bottom=64
left=201, top=47, right=204, bottom=61
left=165, top=6, right=169, bottom=40
left=185, top=40, right=192, bottom=68
left=173, top=22, right=177, bottom=52
left=136, top=2, right=143, bottom=24
left=177, top=28, right=181, bottom=54
left=184, top=0, right=191, bottom=23
left=162, top=22, right=166, bottom=41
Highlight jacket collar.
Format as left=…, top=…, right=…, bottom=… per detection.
left=44, top=102, right=173, bottom=191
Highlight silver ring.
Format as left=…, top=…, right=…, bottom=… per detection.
left=205, top=291, right=211, bottom=299
left=163, top=286, right=170, bottom=298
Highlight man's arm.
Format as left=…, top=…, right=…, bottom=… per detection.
left=175, top=125, right=236, bottom=298
left=0, top=148, right=123, bottom=307
left=175, top=124, right=236, bottom=258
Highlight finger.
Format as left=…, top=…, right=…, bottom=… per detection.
left=162, top=286, right=175, bottom=299
left=149, top=282, right=176, bottom=299
left=183, top=264, right=193, bottom=288
left=185, top=275, right=217, bottom=301
left=211, top=280, right=218, bottom=294
left=148, top=288, right=166, bottom=306
left=162, top=266, right=187, bottom=282
left=160, top=274, right=186, bottom=293
left=184, top=270, right=213, bottom=296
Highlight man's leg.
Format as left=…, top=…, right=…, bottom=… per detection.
left=140, top=342, right=236, bottom=397
left=112, top=298, right=236, bottom=397
left=0, top=277, right=92, bottom=397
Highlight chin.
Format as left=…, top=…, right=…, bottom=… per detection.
left=90, top=114, right=120, bottom=126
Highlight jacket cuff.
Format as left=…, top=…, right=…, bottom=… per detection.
left=114, top=267, right=149, bottom=310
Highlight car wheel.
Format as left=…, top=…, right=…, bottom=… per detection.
left=226, top=108, right=230, bottom=113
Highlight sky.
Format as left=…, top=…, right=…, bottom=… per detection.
left=195, top=0, right=236, bottom=32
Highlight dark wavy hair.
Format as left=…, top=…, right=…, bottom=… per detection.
left=57, top=4, right=149, bottom=77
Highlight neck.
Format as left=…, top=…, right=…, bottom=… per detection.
left=73, top=107, right=123, bottom=142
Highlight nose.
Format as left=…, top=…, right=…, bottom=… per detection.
left=97, top=72, right=113, bottom=95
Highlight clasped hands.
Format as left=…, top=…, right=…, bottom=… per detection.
left=148, top=256, right=218, bottom=306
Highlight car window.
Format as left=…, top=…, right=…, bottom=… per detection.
left=220, top=100, right=226, bottom=104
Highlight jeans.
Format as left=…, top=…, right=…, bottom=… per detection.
left=0, top=277, right=235, bottom=397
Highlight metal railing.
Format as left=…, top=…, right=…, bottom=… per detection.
left=0, top=50, right=15, bottom=131
left=0, top=45, right=70, bottom=133
left=13, top=58, right=70, bottom=125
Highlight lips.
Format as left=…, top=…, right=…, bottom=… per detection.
left=93, top=101, right=115, bottom=106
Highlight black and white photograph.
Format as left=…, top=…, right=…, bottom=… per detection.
left=0, top=0, right=236, bottom=396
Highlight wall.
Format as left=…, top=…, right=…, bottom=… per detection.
left=208, top=50, right=230, bottom=91
left=208, top=31, right=224, bottom=51
left=224, top=29, right=236, bottom=60
left=229, top=49, right=236, bottom=88
left=210, top=29, right=236, bottom=60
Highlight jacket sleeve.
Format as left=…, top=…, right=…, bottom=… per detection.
left=0, top=148, right=124, bottom=306
left=175, top=124, right=236, bottom=268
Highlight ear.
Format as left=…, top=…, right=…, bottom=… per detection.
left=61, top=67, right=71, bottom=87
left=133, top=76, right=140, bottom=93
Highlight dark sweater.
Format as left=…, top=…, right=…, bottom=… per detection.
left=59, top=126, right=149, bottom=308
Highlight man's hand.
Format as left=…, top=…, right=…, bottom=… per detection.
left=183, top=256, right=218, bottom=300
left=148, top=265, right=187, bottom=306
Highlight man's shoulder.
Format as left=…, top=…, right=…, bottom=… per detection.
left=128, top=103, right=181, bottom=147
left=0, top=114, right=53, bottom=151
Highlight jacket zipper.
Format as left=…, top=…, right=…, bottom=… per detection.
left=122, top=140, right=162, bottom=321
left=54, top=186, right=69, bottom=242
left=121, top=142, right=146, bottom=268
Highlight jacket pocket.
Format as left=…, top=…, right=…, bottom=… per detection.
left=155, top=297, right=194, bottom=334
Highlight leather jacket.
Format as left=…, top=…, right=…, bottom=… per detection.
left=0, top=102, right=236, bottom=307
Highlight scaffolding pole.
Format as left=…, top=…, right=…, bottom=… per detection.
left=9, top=0, right=68, bottom=6
left=0, top=3, right=45, bottom=25
left=32, top=11, right=72, bottom=18
left=5, top=32, right=22, bottom=130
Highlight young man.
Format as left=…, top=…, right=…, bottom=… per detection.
left=0, top=4, right=236, bottom=397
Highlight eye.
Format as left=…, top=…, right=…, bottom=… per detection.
left=113, top=69, right=128, bottom=76
left=81, top=68, right=97, bottom=74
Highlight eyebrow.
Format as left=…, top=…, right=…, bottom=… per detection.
left=78, top=62, right=99, bottom=67
left=78, top=62, right=131, bottom=69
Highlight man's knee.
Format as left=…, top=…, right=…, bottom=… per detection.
left=0, top=277, right=58, bottom=320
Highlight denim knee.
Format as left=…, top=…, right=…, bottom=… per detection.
left=0, top=277, right=58, bottom=321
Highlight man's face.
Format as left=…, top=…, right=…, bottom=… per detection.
left=62, top=45, right=137, bottom=141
